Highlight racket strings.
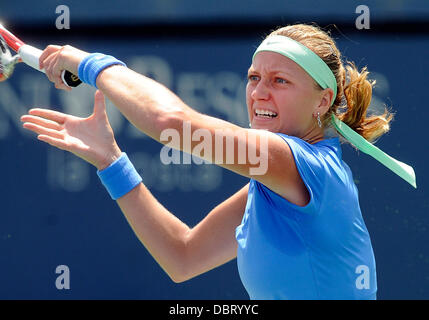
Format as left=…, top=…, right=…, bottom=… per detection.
left=0, top=35, right=18, bottom=80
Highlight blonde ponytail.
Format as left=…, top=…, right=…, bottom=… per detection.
left=337, top=62, right=393, bottom=142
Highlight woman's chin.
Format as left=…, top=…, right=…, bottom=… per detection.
left=250, top=118, right=278, bottom=131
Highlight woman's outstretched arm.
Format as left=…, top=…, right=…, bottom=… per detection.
left=21, top=90, right=248, bottom=282
left=38, top=45, right=309, bottom=206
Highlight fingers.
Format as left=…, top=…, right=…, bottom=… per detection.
left=55, top=80, right=72, bottom=92
left=21, top=108, right=67, bottom=140
left=93, top=90, right=107, bottom=117
left=40, top=45, right=73, bottom=91
left=26, top=108, right=67, bottom=125
left=37, top=134, right=69, bottom=151
left=43, top=54, right=61, bottom=83
left=43, top=53, right=69, bottom=90
left=20, top=114, right=63, bottom=131
left=39, top=45, right=61, bottom=70
left=21, top=121, right=64, bottom=140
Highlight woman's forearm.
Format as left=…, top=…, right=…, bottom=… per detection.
left=96, top=65, right=199, bottom=141
left=95, top=65, right=257, bottom=169
left=115, top=180, right=247, bottom=284
left=116, top=182, right=191, bottom=283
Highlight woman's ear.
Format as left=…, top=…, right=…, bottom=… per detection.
left=316, top=88, right=334, bottom=115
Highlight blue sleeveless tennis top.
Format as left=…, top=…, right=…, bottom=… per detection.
left=235, top=134, right=377, bottom=300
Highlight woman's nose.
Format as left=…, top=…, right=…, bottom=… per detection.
left=250, top=80, right=270, bottom=101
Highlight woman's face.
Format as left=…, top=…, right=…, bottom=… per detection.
left=246, top=51, right=330, bottom=138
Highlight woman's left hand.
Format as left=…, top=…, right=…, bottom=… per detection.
left=21, top=90, right=122, bottom=170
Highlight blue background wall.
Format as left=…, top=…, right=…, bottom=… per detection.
left=0, top=1, right=428, bottom=299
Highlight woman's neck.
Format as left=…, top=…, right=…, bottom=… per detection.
left=300, top=126, right=325, bottom=144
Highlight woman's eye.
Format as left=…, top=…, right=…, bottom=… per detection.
left=275, top=78, right=287, bottom=84
left=248, top=75, right=259, bottom=81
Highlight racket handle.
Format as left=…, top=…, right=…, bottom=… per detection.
left=61, top=70, right=82, bottom=87
left=18, top=44, right=82, bottom=87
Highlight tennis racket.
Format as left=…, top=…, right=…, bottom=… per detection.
left=0, top=23, right=81, bottom=87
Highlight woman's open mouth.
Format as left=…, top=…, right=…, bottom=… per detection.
left=254, top=108, right=278, bottom=119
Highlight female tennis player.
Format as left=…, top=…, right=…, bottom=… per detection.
left=21, top=24, right=395, bottom=299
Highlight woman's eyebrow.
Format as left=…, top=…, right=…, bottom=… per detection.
left=269, top=69, right=295, bottom=77
left=247, top=67, right=294, bottom=77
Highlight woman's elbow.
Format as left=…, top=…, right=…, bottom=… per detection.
left=167, top=262, right=194, bottom=284
left=170, top=273, right=189, bottom=284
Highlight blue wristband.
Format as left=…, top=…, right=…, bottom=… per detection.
left=78, top=53, right=126, bottom=88
left=97, top=153, right=142, bottom=200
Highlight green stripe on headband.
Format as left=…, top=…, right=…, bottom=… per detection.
left=253, top=35, right=337, bottom=106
